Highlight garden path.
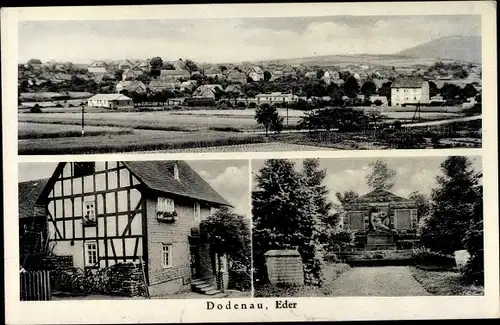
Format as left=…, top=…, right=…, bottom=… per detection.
left=329, top=266, right=432, bottom=296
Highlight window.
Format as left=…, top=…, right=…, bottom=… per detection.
left=173, top=164, right=180, bottom=181
left=193, top=202, right=201, bottom=221
left=162, top=244, right=172, bottom=268
left=83, top=200, right=96, bottom=224
left=85, top=242, right=98, bottom=266
left=74, top=162, right=95, bottom=178
left=157, top=197, right=175, bottom=213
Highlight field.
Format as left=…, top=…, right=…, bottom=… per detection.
left=18, top=107, right=476, bottom=154
left=18, top=122, right=132, bottom=139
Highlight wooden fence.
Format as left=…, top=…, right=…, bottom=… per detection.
left=20, top=270, right=51, bottom=301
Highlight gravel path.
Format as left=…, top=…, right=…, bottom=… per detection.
left=330, top=266, right=432, bottom=296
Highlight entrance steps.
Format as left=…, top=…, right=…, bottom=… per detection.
left=191, top=278, right=227, bottom=297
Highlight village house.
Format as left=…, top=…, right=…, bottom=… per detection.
left=255, top=92, right=299, bottom=104
left=343, top=189, right=418, bottom=250
left=180, top=81, right=197, bottom=92
left=118, top=60, right=134, bottom=71
left=122, top=69, right=138, bottom=81
left=26, top=59, right=43, bottom=70
left=172, top=59, right=187, bottom=71
left=160, top=70, right=190, bottom=82
left=225, top=71, right=247, bottom=84
left=21, top=161, right=233, bottom=296
left=192, top=84, right=223, bottom=99
left=391, top=77, right=430, bottom=106
left=87, top=94, right=134, bottom=109
left=148, top=80, right=180, bottom=92
left=203, top=68, right=221, bottom=79
left=304, top=71, right=317, bottom=79
left=139, top=59, right=151, bottom=73
left=247, top=66, right=264, bottom=82
left=116, top=80, right=147, bottom=94
left=88, top=61, right=108, bottom=74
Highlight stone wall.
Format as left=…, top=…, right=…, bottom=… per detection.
left=264, top=250, right=304, bottom=286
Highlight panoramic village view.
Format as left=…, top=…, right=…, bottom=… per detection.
left=17, top=16, right=482, bottom=154
left=252, top=156, right=484, bottom=297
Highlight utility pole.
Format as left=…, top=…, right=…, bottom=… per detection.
left=81, top=102, right=85, bottom=136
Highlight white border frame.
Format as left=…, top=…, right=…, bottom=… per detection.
left=2, top=1, right=498, bottom=323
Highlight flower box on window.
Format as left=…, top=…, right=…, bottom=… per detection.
left=82, top=218, right=97, bottom=227
left=157, top=211, right=178, bottom=222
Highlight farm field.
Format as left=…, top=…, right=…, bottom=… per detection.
left=18, top=122, right=132, bottom=139
left=18, top=111, right=275, bottom=131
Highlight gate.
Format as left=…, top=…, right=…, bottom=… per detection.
left=20, top=270, right=51, bottom=301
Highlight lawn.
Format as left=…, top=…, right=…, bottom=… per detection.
left=254, top=263, right=351, bottom=298
left=18, top=122, right=132, bottom=139
left=410, top=266, right=484, bottom=296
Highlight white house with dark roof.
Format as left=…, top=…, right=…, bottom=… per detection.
left=160, top=69, right=190, bottom=82
left=87, top=94, right=134, bottom=109
left=88, top=61, right=107, bottom=74
left=21, top=161, right=233, bottom=296
left=116, top=80, right=147, bottom=94
left=391, top=78, right=430, bottom=106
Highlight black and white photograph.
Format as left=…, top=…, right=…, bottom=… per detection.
left=18, top=160, right=251, bottom=300
left=17, top=15, right=482, bottom=155
left=252, top=156, right=484, bottom=297
left=3, top=2, right=498, bottom=324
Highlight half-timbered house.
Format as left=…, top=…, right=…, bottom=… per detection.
left=31, top=160, right=232, bottom=296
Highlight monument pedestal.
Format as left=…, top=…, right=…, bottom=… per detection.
left=365, top=232, right=395, bottom=250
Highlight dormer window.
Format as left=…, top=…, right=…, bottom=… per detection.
left=173, top=164, right=180, bottom=181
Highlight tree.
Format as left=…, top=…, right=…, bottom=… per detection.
left=408, top=191, right=431, bottom=226
left=335, top=190, right=359, bottom=206
left=360, top=80, right=377, bottom=97
left=219, top=65, right=228, bottom=73
left=462, top=183, right=483, bottom=285
left=377, top=81, right=392, bottom=101
left=255, top=104, right=282, bottom=136
left=366, top=160, right=396, bottom=191
left=316, top=69, right=325, bottom=79
left=200, top=207, right=251, bottom=290
left=462, top=84, right=478, bottom=99
left=420, top=156, right=481, bottom=254
left=343, top=76, right=360, bottom=98
left=252, top=159, right=325, bottom=286
left=440, top=83, right=461, bottom=100
left=150, top=57, right=163, bottom=71
left=185, top=59, right=199, bottom=75
left=428, top=81, right=439, bottom=97
left=263, top=70, right=272, bottom=82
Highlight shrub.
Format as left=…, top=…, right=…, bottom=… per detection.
left=412, top=248, right=456, bottom=269
left=30, top=105, right=43, bottom=113
left=55, top=103, right=63, bottom=108
left=374, top=99, right=383, bottom=106
left=237, top=102, right=247, bottom=109
left=397, top=240, right=416, bottom=250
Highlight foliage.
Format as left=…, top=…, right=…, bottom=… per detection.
left=366, top=160, right=396, bottom=191
left=360, top=80, right=377, bottom=97
left=461, top=84, right=478, bottom=99
left=343, top=76, right=360, bottom=98
left=408, top=191, right=431, bottom=222
left=377, top=81, right=392, bottom=100
left=412, top=247, right=456, bottom=269
left=149, top=57, right=163, bottom=71
left=252, top=159, right=325, bottom=286
left=184, top=59, right=199, bottom=75
left=335, top=190, right=359, bottom=206
left=419, top=156, right=481, bottom=254
left=263, top=71, right=272, bottom=82
left=440, top=83, right=462, bottom=100
left=299, top=107, right=368, bottom=132
left=254, top=104, right=282, bottom=136
left=30, top=105, right=43, bottom=113
left=462, top=185, right=483, bottom=285
left=200, top=207, right=251, bottom=270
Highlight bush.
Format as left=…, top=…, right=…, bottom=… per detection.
left=412, top=248, right=456, bottom=269
left=30, top=105, right=43, bottom=113
left=237, top=102, right=247, bottom=109
left=396, top=240, right=416, bottom=250
left=374, top=99, right=383, bottom=106
left=55, top=103, right=63, bottom=108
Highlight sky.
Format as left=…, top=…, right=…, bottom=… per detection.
left=18, top=15, right=481, bottom=64
left=18, top=160, right=250, bottom=217
left=252, top=156, right=482, bottom=205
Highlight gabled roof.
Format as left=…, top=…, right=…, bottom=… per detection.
left=19, top=179, right=49, bottom=219
left=123, top=161, right=231, bottom=206
left=350, top=189, right=410, bottom=205
left=89, top=94, right=132, bottom=101
left=392, top=77, right=426, bottom=88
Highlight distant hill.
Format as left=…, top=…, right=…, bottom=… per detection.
left=397, top=35, right=481, bottom=63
